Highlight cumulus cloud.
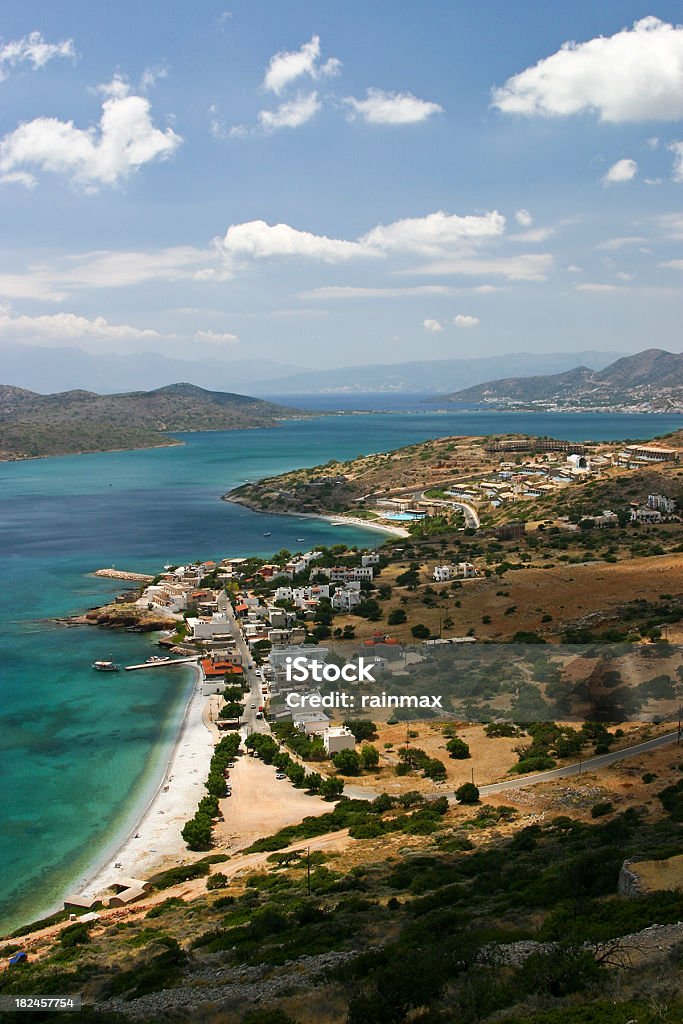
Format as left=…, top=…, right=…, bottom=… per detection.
left=345, top=88, right=443, bottom=124
left=0, top=76, right=181, bottom=189
left=262, top=34, right=340, bottom=94
left=453, top=314, right=480, bottom=328
left=423, top=318, right=443, bottom=332
left=603, top=158, right=638, bottom=184
left=256, top=91, right=321, bottom=132
left=195, top=329, right=239, bottom=344
left=0, top=306, right=161, bottom=344
left=514, top=208, right=533, bottom=226
left=0, top=31, right=75, bottom=81
left=361, top=210, right=505, bottom=255
left=219, top=209, right=504, bottom=264
left=492, top=17, right=683, bottom=123
left=220, top=219, right=369, bottom=262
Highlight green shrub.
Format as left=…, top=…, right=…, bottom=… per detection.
left=206, top=872, right=229, bottom=890
left=590, top=801, right=614, bottom=818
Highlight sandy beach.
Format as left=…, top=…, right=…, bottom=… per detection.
left=78, top=669, right=215, bottom=898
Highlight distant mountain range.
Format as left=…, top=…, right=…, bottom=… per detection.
left=432, top=349, right=683, bottom=412
left=0, top=382, right=308, bottom=460
left=0, top=342, right=624, bottom=396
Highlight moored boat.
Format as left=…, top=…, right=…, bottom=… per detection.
left=92, top=659, right=120, bottom=672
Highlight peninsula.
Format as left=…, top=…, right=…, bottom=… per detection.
left=0, top=382, right=310, bottom=460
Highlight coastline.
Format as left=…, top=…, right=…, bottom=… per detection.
left=75, top=665, right=214, bottom=900
left=222, top=494, right=410, bottom=538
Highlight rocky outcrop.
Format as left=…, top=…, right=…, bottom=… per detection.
left=619, top=859, right=645, bottom=898
left=84, top=605, right=176, bottom=632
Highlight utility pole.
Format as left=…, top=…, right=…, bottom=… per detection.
left=307, top=846, right=311, bottom=896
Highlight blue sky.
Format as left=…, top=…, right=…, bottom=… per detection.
left=0, top=1, right=682, bottom=370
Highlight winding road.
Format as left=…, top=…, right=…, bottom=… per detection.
left=474, top=729, right=680, bottom=798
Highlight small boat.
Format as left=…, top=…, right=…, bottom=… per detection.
left=296, top=538, right=305, bottom=542
left=92, top=659, right=120, bottom=672
left=145, top=656, right=167, bottom=664
left=263, top=531, right=272, bottom=537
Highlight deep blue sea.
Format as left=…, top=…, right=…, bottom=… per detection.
left=0, top=406, right=680, bottom=933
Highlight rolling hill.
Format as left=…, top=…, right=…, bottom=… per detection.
left=0, top=383, right=309, bottom=460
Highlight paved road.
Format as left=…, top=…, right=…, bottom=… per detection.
left=476, top=730, right=679, bottom=797
left=221, top=598, right=270, bottom=738
left=418, top=492, right=481, bottom=529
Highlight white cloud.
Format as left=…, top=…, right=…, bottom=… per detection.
left=194, top=329, right=239, bottom=344
left=345, top=88, right=443, bottom=125
left=603, top=158, right=638, bottom=184
left=219, top=219, right=369, bottom=262
left=492, top=17, right=683, bottom=123
left=509, top=225, right=555, bottom=242
left=576, top=282, right=622, bottom=292
left=140, top=64, right=168, bottom=91
left=514, top=208, right=533, bottom=226
left=453, top=314, right=479, bottom=328
left=654, top=213, right=683, bottom=238
left=257, top=91, right=321, bottom=132
left=220, top=209, right=504, bottom=263
left=669, top=141, right=683, bottom=181
left=0, top=246, right=220, bottom=302
left=0, top=77, right=181, bottom=189
left=0, top=31, right=75, bottom=81
left=361, top=210, right=505, bottom=255
left=0, top=306, right=161, bottom=345
left=412, top=253, right=553, bottom=281
left=596, top=235, right=647, bottom=250
left=423, top=318, right=443, bottom=332
left=262, top=35, right=340, bottom=94
left=299, top=285, right=453, bottom=300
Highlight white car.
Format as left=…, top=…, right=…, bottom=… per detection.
left=250, top=703, right=256, bottom=709
left=275, top=773, right=286, bottom=780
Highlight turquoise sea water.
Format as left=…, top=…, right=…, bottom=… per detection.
left=0, top=408, right=680, bottom=933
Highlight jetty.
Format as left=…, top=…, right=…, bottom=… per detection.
left=94, top=569, right=154, bottom=582
left=125, top=656, right=200, bottom=671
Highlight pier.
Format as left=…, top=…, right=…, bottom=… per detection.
left=125, top=657, right=200, bottom=671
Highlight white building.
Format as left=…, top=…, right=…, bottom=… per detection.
left=567, top=453, right=590, bottom=473
left=631, top=507, right=662, bottom=524
left=648, top=493, right=677, bottom=514
left=142, top=584, right=189, bottom=614
left=293, top=710, right=330, bottom=735
left=318, top=566, right=374, bottom=583
left=323, top=726, right=356, bottom=756
left=361, top=552, right=380, bottom=567
left=332, top=584, right=362, bottom=612
left=432, top=562, right=477, bottom=582
left=186, top=614, right=234, bottom=640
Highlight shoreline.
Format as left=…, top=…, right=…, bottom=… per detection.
left=223, top=494, right=410, bottom=538
left=74, top=665, right=214, bottom=900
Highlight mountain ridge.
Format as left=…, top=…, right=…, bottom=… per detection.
left=432, top=348, right=683, bottom=411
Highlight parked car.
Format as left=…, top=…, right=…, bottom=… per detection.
left=275, top=772, right=286, bottom=780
